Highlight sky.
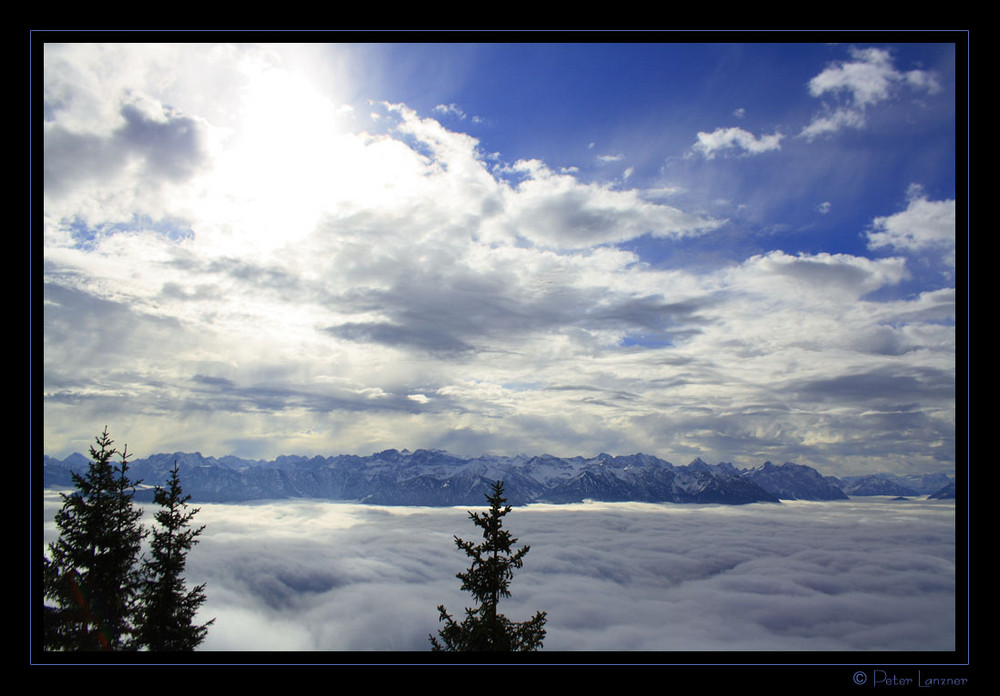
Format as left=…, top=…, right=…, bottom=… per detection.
left=39, top=39, right=961, bottom=477
left=41, top=491, right=957, bottom=653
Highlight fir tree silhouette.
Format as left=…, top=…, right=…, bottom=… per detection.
left=430, top=480, right=547, bottom=651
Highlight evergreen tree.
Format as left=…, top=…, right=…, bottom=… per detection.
left=430, top=480, right=547, bottom=651
left=43, top=427, right=146, bottom=650
left=136, top=461, right=214, bottom=650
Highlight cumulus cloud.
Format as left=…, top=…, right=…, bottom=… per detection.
left=691, top=126, right=783, bottom=159
left=867, top=185, right=956, bottom=266
left=735, top=250, right=909, bottom=298
left=498, top=159, right=721, bottom=248
left=44, top=99, right=210, bottom=212
left=808, top=47, right=940, bottom=106
left=801, top=46, right=940, bottom=139
left=41, top=492, right=954, bottom=655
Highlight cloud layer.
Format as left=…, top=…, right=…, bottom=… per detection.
left=42, top=492, right=955, bottom=654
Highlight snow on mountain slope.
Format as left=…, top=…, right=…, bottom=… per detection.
left=42, top=449, right=953, bottom=506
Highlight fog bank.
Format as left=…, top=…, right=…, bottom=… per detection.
left=41, top=493, right=956, bottom=654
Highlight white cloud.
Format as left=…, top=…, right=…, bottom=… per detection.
left=692, top=126, right=783, bottom=159
left=734, top=250, right=909, bottom=299
left=867, top=185, right=956, bottom=266
left=799, top=106, right=867, bottom=140
left=809, top=47, right=901, bottom=106
left=495, top=158, right=721, bottom=249
left=801, top=46, right=940, bottom=139
left=433, top=102, right=467, bottom=119
left=41, top=495, right=952, bottom=654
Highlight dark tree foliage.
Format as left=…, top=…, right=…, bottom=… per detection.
left=43, top=427, right=146, bottom=650
left=430, top=480, right=547, bottom=651
left=137, top=461, right=214, bottom=651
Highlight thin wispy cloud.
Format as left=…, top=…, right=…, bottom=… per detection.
left=433, top=103, right=467, bottom=119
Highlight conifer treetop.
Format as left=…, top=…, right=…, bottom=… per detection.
left=430, top=480, right=547, bottom=652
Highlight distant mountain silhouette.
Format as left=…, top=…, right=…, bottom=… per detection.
left=43, top=449, right=954, bottom=506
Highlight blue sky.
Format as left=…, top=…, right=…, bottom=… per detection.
left=40, top=39, right=961, bottom=476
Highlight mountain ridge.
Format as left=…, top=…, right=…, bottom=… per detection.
left=42, top=449, right=956, bottom=507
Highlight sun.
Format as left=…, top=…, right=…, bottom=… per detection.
left=189, top=45, right=376, bottom=258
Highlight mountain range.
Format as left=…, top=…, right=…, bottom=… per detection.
left=42, top=449, right=956, bottom=507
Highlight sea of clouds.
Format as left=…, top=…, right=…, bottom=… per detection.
left=41, top=491, right=956, bottom=656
